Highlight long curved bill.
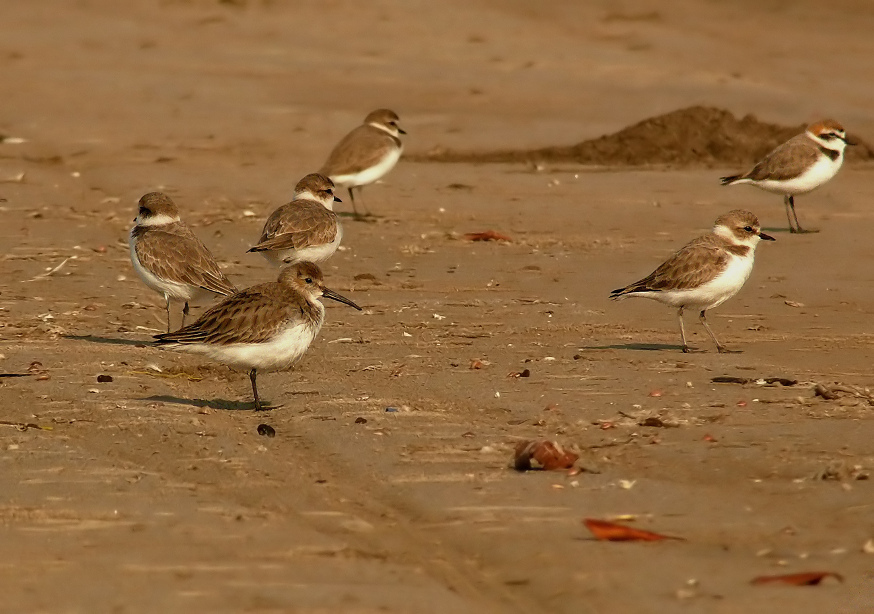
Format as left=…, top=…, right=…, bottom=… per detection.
left=322, top=287, right=362, bottom=311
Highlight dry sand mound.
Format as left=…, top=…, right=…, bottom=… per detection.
left=414, top=106, right=874, bottom=167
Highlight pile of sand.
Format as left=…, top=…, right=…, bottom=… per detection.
left=414, top=106, right=873, bottom=167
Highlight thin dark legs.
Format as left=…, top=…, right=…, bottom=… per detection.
left=676, top=307, right=740, bottom=353
left=784, top=195, right=818, bottom=234
left=348, top=187, right=371, bottom=219
left=249, top=369, right=265, bottom=411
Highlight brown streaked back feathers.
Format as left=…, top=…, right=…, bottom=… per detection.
left=133, top=223, right=237, bottom=296
left=249, top=200, right=338, bottom=252
left=154, top=277, right=319, bottom=346
left=611, top=234, right=732, bottom=297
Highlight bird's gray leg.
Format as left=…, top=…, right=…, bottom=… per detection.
left=788, top=195, right=818, bottom=234
left=678, top=307, right=692, bottom=352
left=700, top=310, right=741, bottom=353
left=250, top=369, right=264, bottom=411
left=165, top=295, right=172, bottom=333
left=348, top=187, right=363, bottom=219
left=784, top=195, right=798, bottom=233
left=181, top=301, right=190, bottom=329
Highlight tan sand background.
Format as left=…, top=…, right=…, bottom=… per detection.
left=1, top=1, right=874, bottom=612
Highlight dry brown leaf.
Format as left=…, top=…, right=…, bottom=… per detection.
left=751, top=571, right=843, bottom=586
left=583, top=518, right=683, bottom=542
left=463, top=230, right=513, bottom=242
left=513, top=440, right=578, bottom=471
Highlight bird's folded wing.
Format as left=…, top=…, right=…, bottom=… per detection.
left=744, top=135, right=819, bottom=181
left=251, top=206, right=337, bottom=251
left=137, top=230, right=236, bottom=296
left=320, top=127, right=398, bottom=176
left=630, top=241, right=728, bottom=292
left=156, top=287, right=295, bottom=345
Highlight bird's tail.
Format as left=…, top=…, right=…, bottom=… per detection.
left=720, top=174, right=742, bottom=186
left=609, top=285, right=634, bottom=301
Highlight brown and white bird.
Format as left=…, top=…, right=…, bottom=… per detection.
left=319, top=109, right=405, bottom=218
left=130, top=192, right=237, bottom=332
left=154, top=262, right=361, bottom=411
left=721, top=120, right=853, bottom=233
left=610, top=210, right=774, bottom=353
left=247, top=173, right=342, bottom=266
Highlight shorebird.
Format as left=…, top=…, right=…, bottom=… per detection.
left=154, top=262, right=361, bottom=411
left=129, top=192, right=236, bottom=332
left=320, top=109, right=405, bottom=218
left=247, top=173, right=342, bottom=266
left=610, top=210, right=774, bottom=353
left=721, top=120, right=853, bottom=233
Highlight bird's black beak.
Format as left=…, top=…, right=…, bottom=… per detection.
left=759, top=232, right=776, bottom=241
left=333, top=195, right=342, bottom=203
left=322, top=287, right=362, bottom=311
left=843, top=136, right=857, bottom=146
left=397, top=127, right=407, bottom=135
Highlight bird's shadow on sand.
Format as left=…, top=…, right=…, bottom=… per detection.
left=143, top=395, right=267, bottom=412
left=64, top=334, right=149, bottom=347
left=582, top=343, right=686, bottom=352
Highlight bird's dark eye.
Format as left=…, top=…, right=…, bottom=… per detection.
left=304, top=277, right=313, bottom=284
left=139, top=207, right=149, bottom=216
left=821, top=133, right=834, bottom=140
left=743, top=226, right=753, bottom=232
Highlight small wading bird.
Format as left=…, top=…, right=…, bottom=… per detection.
left=320, top=109, right=405, bottom=219
left=129, top=192, right=236, bottom=332
left=154, top=262, right=361, bottom=411
left=248, top=173, right=342, bottom=266
left=720, top=120, right=853, bottom=233
left=610, top=210, right=774, bottom=353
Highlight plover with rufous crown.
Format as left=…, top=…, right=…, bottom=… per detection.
left=130, top=192, right=237, bottom=332
left=154, top=262, right=361, bottom=411
left=248, top=173, right=342, bottom=266
left=610, top=210, right=774, bottom=353
left=319, top=109, right=405, bottom=219
left=721, top=120, right=853, bottom=233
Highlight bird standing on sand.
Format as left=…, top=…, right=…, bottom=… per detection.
left=129, top=192, right=236, bottom=332
left=320, top=109, right=405, bottom=218
left=154, top=262, right=361, bottom=411
left=720, top=120, right=853, bottom=233
left=610, top=210, right=774, bottom=353
left=248, top=173, right=342, bottom=266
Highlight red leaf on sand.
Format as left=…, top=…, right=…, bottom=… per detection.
left=751, top=572, right=843, bottom=586
left=464, top=230, right=513, bottom=242
left=513, top=440, right=578, bottom=471
left=583, top=518, right=683, bottom=542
